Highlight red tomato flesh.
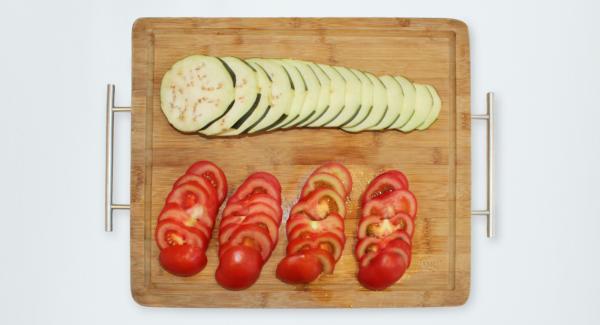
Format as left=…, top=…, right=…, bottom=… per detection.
left=159, top=244, right=207, bottom=277
left=185, top=160, right=228, bottom=204
left=361, top=171, right=409, bottom=206
left=357, top=250, right=407, bottom=290
left=215, top=245, right=263, bottom=290
left=362, top=190, right=417, bottom=219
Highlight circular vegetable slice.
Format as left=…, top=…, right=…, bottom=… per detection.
left=285, top=212, right=344, bottom=234
left=185, top=161, right=228, bottom=204
left=304, top=248, right=336, bottom=274
left=354, top=230, right=411, bottom=260
left=173, top=173, right=219, bottom=205
left=220, top=224, right=273, bottom=262
left=276, top=253, right=323, bottom=285
left=359, top=239, right=412, bottom=268
left=361, top=171, right=409, bottom=205
left=219, top=213, right=279, bottom=244
left=301, top=172, right=346, bottom=199
left=357, top=250, right=407, bottom=291
left=288, top=221, right=345, bottom=243
left=290, top=188, right=346, bottom=220
left=286, top=232, right=345, bottom=261
left=362, top=190, right=417, bottom=219
left=155, top=219, right=208, bottom=251
left=166, top=182, right=217, bottom=224
left=215, top=245, right=263, bottom=290
left=159, top=244, right=207, bottom=277
left=222, top=201, right=281, bottom=224
left=158, top=205, right=212, bottom=239
left=357, top=213, right=414, bottom=239
left=229, top=172, right=282, bottom=203
left=313, top=162, right=352, bottom=195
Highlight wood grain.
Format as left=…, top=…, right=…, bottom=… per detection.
left=131, top=18, right=471, bottom=308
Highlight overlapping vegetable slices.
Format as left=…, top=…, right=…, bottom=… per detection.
left=215, top=172, right=283, bottom=290
left=160, top=55, right=441, bottom=135
left=154, top=161, right=227, bottom=277
left=355, top=170, right=417, bottom=290
left=276, top=162, right=352, bottom=284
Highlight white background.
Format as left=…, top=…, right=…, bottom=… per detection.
left=1, top=0, right=599, bottom=323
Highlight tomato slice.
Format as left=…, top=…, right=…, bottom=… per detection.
left=155, top=219, right=208, bottom=250
left=229, top=172, right=282, bottom=203
left=236, top=193, right=282, bottom=214
left=222, top=201, right=281, bottom=224
left=158, top=205, right=212, bottom=240
left=301, top=172, right=346, bottom=199
left=290, top=188, right=346, bottom=220
left=288, top=221, right=345, bottom=243
left=218, top=213, right=279, bottom=244
left=357, top=213, right=414, bottom=239
left=276, top=253, right=323, bottom=285
left=173, top=174, right=219, bottom=206
left=362, top=190, right=417, bottom=219
left=285, top=212, right=344, bottom=234
left=215, top=245, right=263, bottom=290
left=354, top=230, right=411, bottom=260
left=304, top=248, right=336, bottom=274
left=361, top=171, right=409, bottom=206
left=166, top=182, right=218, bottom=223
left=313, top=162, right=352, bottom=195
left=185, top=160, right=228, bottom=204
left=220, top=224, right=274, bottom=262
left=357, top=250, right=407, bottom=290
left=159, top=244, right=207, bottom=277
left=286, top=232, right=345, bottom=261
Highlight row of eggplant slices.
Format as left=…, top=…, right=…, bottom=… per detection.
left=160, top=55, right=442, bottom=136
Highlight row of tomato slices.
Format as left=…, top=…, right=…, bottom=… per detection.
left=154, top=160, right=417, bottom=290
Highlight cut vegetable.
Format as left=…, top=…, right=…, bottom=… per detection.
left=309, top=64, right=346, bottom=127
left=299, top=62, right=331, bottom=126
left=400, top=83, right=432, bottom=132
left=417, top=84, right=441, bottom=130
left=326, top=66, right=362, bottom=127
left=342, top=69, right=374, bottom=130
left=372, top=75, right=403, bottom=130
left=160, top=55, right=235, bottom=132
left=199, top=57, right=260, bottom=135
left=271, top=59, right=306, bottom=129
left=390, top=75, right=416, bottom=129
left=285, top=60, right=321, bottom=127
left=246, top=58, right=293, bottom=133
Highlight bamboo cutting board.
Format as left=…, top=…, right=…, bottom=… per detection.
left=130, top=18, right=471, bottom=307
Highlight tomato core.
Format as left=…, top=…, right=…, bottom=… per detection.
left=318, top=242, right=334, bottom=253
left=319, top=196, right=339, bottom=214
left=166, top=231, right=184, bottom=246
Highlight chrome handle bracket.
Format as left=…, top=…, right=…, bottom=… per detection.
left=471, top=92, right=495, bottom=238
left=105, top=84, right=131, bottom=232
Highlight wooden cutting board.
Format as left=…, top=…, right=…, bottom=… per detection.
left=130, top=18, right=471, bottom=308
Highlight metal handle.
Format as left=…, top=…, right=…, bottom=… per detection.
left=471, top=92, right=495, bottom=238
left=105, top=84, right=131, bottom=232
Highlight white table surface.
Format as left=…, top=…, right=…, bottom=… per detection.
left=1, top=0, right=599, bottom=323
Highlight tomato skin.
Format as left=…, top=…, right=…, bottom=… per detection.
left=276, top=253, right=323, bottom=285
left=159, top=244, right=207, bottom=277
left=215, top=245, right=263, bottom=290
left=357, top=250, right=407, bottom=290
left=185, top=160, right=228, bottom=204
left=313, top=162, right=353, bottom=195
left=361, top=171, right=409, bottom=206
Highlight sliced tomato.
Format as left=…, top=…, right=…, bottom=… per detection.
left=173, top=173, right=219, bottom=206
left=236, top=193, right=282, bottom=215
left=285, top=212, right=344, bottom=234
left=220, top=224, right=273, bottom=262
left=185, top=160, right=228, bottom=204
left=158, top=205, right=212, bottom=240
left=290, top=188, right=346, bottom=220
left=286, top=232, right=345, bottom=261
left=301, top=172, right=346, bottom=199
left=276, top=253, right=323, bottom=285
left=357, top=250, right=407, bottom=290
left=361, top=171, right=409, bottom=206
left=229, top=172, right=282, bottom=203
left=359, top=238, right=412, bottom=268
left=304, top=248, right=336, bottom=274
left=354, top=230, right=411, bottom=260
left=166, top=182, right=217, bottom=223
left=215, top=245, right=263, bottom=290
left=288, top=221, right=345, bottom=243
left=313, top=162, right=352, bottom=195
left=219, top=213, right=279, bottom=244
left=155, top=219, right=208, bottom=250
left=357, top=213, right=414, bottom=239
left=159, top=244, right=207, bottom=277
left=222, top=201, right=281, bottom=224
left=362, top=190, right=417, bottom=219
